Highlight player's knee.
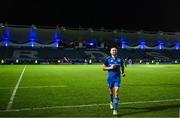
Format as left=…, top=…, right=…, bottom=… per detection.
left=109, top=88, right=113, bottom=94
left=114, top=87, right=119, bottom=93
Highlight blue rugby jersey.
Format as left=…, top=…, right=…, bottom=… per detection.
left=104, top=56, right=124, bottom=79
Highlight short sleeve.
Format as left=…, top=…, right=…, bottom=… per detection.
left=103, top=58, right=108, bottom=66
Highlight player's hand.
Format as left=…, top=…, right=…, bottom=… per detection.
left=122, top=72, right=126, bottom=77
left=111, top=64, right=116, bottom=69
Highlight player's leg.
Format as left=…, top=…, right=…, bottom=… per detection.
left=109, top=88, right=113, bottom=109
left=107, top=79, right=114, bottom=109
left=113, top=87, right=119, bottom=109
left=113, top=78, right=121, bottom=115
left=113, top=87, right=119, bottom=115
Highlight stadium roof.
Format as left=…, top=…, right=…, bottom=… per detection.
left=0, top=0, right=180, bottom=32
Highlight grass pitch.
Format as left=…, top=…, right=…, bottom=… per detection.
left=0, top=64, right=180, bottom=117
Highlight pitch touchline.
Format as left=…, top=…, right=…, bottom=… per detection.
left=6, top=65, right=27, bottom=110
left=1, top=98, right=180, bottom=112
left=0, top=85, right=67, bottom=89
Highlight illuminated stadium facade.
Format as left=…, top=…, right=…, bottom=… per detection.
left=0, top=24, right=180, bottom=64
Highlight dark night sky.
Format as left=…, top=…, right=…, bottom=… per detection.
left=1, top=0, right=180, bottom=32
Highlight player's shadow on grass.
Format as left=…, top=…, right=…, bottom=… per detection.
left=118, top=104, right=179, bottom=117
left=124, top=83, right=180, bottom=87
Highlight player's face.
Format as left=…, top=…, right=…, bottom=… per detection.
left=110, top=48, right=118, bottom=56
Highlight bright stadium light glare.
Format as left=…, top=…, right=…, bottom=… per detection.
left=159, top=44, right=162, bottom=49
left=86, top=40, right=96, bottom=47
left=1, top=59, right=4, bottom=64
left=55, top=42, right=59, bottom=47
left=121, top=41, right=126, bottom=49
left=140, top=41, right=146, bottom=49
left=89, top=42, right=94, bottom=46
left=3, top=28, right=10, bottom=47
left=176, top=43, right=180, bottom=50
left=158, top=41, right=164, bottom=50
left=4, top=40, right=9, bottom=47
left=29, top=25, right=37, bottom=47
left=120, top=34, right=126, bottom=49
left=4, top=38, right=9, bottom=47
left=54, top=31, right=63, bottom=47
left=16, top=59, right=19, bottom=63
left=31, top=42, right=34, bottom=47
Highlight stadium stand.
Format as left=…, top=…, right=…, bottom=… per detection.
left=0, top=25, right=180, bottom=64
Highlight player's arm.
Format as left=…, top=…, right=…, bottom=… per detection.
left=103, top=57, right=116, bottom=71
left=121, top=61, right=126, bottom=77
left=102, top=64, right=116, bottom=71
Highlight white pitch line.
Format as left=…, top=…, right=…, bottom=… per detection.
left=19, top=85, right=67, bottom=89
left=6, top=65, right=27, bottom=110
left=1, top=98, right=180, bottom=112
left=0, top=85, right=67, bottom=90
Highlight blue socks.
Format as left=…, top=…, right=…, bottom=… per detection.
left=110, top=94, right=120, bottom=110
left=113, top=95, right=119, bottom=110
